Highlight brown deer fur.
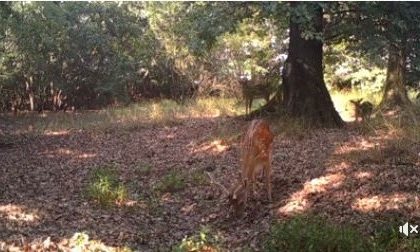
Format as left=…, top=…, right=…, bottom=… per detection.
left=230, top=119, right=274, bottom=210
left=350, top=99, right=374, bottom=122
left=239, top=77, right=274, bottom=116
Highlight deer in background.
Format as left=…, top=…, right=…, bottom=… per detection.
left=239, top=77, right=274, bottom=116
left=350, top=99, right=374, bottom=122
left=238, top=64, right=280, bottom=116
left=207, top=119, right=274, bottom=213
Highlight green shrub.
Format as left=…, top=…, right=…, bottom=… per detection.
left=264, top=216, right=420, bottom=252
left=172, top=228, right=221, bottom=252
left=87, top=165, right=128, bottom=206
left=371, top=225, right=420, bottom=252
left=264, top=216, right=371, bottom=252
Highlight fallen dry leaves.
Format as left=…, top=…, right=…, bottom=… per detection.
left=0, top=115, right=419, bottom=251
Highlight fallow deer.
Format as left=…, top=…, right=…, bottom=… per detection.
left=207, top=119, right=274, bottom=213
left=238, top=64, right=280, bottom=116
left=238, top=119, right=274, bottom=200
left=350, top=99, right=374, bottom=122
left=239, top=77, right=273, bottom=116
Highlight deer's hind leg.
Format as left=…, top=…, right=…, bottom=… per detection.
left=246, top=98, right=253, bottom=117
left=251, top=166, right=258, bottom=197
left=264, top=158, right=272, bottom=202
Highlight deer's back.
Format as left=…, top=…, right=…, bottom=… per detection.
left=239, top=79, right=274, bottom=97
left=242, top=120, right=274, bottom=160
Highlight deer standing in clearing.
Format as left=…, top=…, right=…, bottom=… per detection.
left=239, top=77, right=273, bottom=116
left=241, top=120, right=274, bottom=198
left=206, top=119, right=274, bottom=213
left=350, top=99, right=374, bottom=122
left=238, top=63, right=280, bottom=116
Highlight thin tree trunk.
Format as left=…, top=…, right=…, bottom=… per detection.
left=380, top=42, right=411, bottom=109
left=26, top=76, right=34, bottom=111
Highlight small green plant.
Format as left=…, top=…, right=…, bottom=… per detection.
left=189, top=170, right=208, bottom=186
left=71, top=232, right=90, bottom=247
left=68, top=231, right=133, bottom=251
left=145, top=192, right=164, bottom=216
left=156, top=170, right=186, bottom=193
left=371, top=224, right=420, bottom=252
left=264, top=216, right=420, bottom=252
left=87, top=165, right=128, bottom=206
left=172, top=227, right=221, bottom=252
left=264, top=216, right=371, bottom=252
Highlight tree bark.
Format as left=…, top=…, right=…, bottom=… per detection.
left=282, top=3, right=344, bottom=127
left=380, top=42, right=411, bottom=109
left=250, top=3, right=343, bottom=127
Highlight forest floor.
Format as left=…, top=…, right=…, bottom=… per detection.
left=0, top=102, right=419, bottom=251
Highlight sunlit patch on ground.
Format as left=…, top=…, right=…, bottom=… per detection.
left=278, top=173, right=344, bottom=216
left=78, top=153, right=96, bottom=159
left=354, top=171, right=373, bottom=179
left=0, top=204, right=40, bottom=223
left=277, top=198, right=310, bottom=216
left=1, top=232, right=130, bottom=252
left=305, top=174, right=344, bottom=192
left=1, top=106, right=419, bottom=250
left=177, top=111, right=222, bottom=119
left=165, top=132, right=176, bottom=139
left=371, top=128, right=403, bottom=142
left=41, top=148, right=96, bottom=159
left=352, top=193, right=419, bottom=212
left=191, top=139, right=229, bottom=155
left=49, top=148, right=75, bottom=155
left=326, top=161, right=351, bottom=172
left=334, top=139, right=378, bottom=155
left=44, top=130, right=70, bottom=136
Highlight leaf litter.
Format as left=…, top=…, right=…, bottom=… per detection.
left=0, top=116, right=419, bottom=251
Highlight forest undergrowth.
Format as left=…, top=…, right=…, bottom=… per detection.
left=0, top=97, right=419, bottom=251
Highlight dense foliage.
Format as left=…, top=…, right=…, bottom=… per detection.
left=0, top=2, right=419, bottom=113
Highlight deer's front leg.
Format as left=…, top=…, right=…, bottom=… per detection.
left=248, top=98, right=253, bottom=117
left=251, top=167, right=258, bottom=197
left=265, top=161, right=272, bottom=202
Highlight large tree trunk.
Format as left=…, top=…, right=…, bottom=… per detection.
left=380, top=43, right=411, bottom=109
left=250, top=3, right=343, bottom=127
left=282, top=3, right=343, bottom=127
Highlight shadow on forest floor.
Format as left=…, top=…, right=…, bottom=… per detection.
left=0, top=111, right=419, bottom=250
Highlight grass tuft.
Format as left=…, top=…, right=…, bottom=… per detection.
left=155, top=170, right=186, bottom=193
left=4, top=98, right=243, bottom=134
left=264, top=216, right=370, bottom=252
left=86, top=165, right=128, bottom=206
left=172, top=227, right=221, bottom=252
left=264, top=216, right=420, bottom=252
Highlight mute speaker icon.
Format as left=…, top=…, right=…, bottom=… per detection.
left=399, top=222, right=409, bottom=236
